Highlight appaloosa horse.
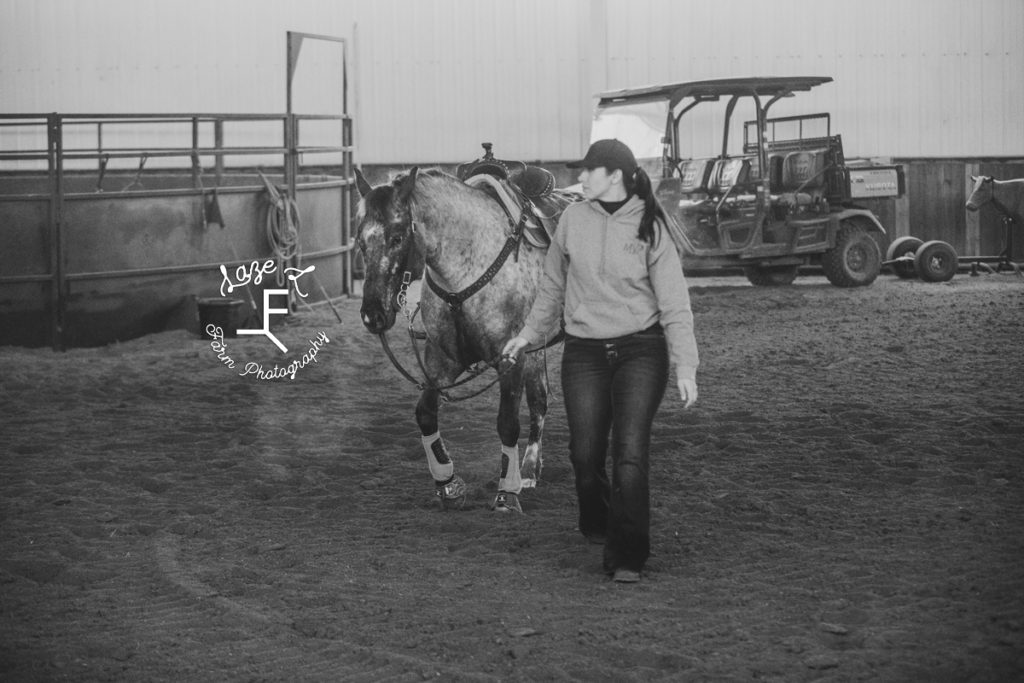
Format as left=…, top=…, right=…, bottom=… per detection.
left=355, top=166, right=573, bottom=513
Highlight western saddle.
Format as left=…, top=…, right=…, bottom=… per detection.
left=456, top=143, right=580, bottom=248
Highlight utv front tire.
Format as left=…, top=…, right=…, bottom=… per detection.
left=823, top=222, right=882, bottom=287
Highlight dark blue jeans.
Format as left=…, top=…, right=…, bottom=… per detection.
left=561, top=325, right=668, bottom=573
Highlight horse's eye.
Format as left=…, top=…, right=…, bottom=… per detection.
left=389, top=234, right=404, bottom=249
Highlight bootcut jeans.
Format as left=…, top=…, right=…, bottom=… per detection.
left=561, top=324, right=669, bottom=573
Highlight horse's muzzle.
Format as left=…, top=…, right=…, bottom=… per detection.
left=360, top=300, right=397, bottom=333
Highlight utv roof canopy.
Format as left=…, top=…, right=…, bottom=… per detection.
left=597, top=76, right=834, bottom=109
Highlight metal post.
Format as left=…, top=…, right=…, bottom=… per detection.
left=343, top=115, right=353, bottom=296
left=285, top=31, right=352, bottom=297
left=285, top=31, right=300, bottom=203
left=191, top=117, right=200, bottom=189
left=46, top=114, right=66, bottom=350
left=214, top=118, right=224, bottom=184
left=285, top=31, right=299, bottom=220
left=285, top=32, right=301, bottom=312
left=96, top=121, right=104, bottom=174
left=342, top=36, right=352, bottom=296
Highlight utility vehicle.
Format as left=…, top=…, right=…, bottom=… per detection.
left=589, top=76, right=904, bottom=286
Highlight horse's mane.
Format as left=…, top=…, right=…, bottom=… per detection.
left=360, top=167, right=496, bottom=233
left=400, top=167, right=493, bottom=209
left=389, top=167, right=452, bottom=186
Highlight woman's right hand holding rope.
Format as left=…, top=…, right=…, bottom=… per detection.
left=501, top=336, right=530, bottom=363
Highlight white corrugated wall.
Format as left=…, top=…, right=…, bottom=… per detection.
left=351, top=0, right=588, bottom=163
left=597, top=0, right=1024, bottom=159
left=1, top=0, right=1021, bottom=165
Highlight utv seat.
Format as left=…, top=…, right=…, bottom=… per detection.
left=781, top=149, right=828, bottom=191
left=672, top=158, right=715, bottom=213
left=709, top=157, right=752, bottom=196
left=678, top=158, right=715, bottom=196
left=778, top=149, right=829, bottom=206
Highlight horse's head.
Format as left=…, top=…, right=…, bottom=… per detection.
left=355, top=167, right=425, bottom=333
left=966, top=175, right=994, bottom=212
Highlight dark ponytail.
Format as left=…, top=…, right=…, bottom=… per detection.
left=624, top=167, right=666, bottom=246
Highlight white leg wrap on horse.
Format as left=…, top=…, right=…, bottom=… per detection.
left=422, top=433, right=453, bottom=482
left=499, top=444, right=522, bottom=494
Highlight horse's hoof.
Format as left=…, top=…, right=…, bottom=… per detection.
left=492, top=491, right=522, bottom=514
left=434, top=476, right=467, bottom=511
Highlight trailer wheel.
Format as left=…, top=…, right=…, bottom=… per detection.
left=886, top=236, right=923, bottom=279
left=744, top=264, right=799, bottom=286
left=914, top=240, right=958, bottom=282
left=822, top=221, right=882, bottom=287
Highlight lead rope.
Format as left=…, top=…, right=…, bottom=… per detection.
left=380, top=270, right=558, bottom=403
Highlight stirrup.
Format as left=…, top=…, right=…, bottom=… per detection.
left=434, top=476, right=466, bottom=511
left=492, top=491, right=522, bottom=514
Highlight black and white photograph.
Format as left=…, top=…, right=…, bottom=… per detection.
left=1, top=0, right=1022, bottom=680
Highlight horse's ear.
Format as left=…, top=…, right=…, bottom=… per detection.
left=354, top=167, right=373, bottom=198
left=396, top=167, right=419, bottom=204
left=970, top=175, right=978, bottom=182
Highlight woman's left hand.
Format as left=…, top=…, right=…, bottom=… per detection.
left=677, top=377, right=697, bottom=409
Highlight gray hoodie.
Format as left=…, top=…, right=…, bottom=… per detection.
left=521, top=196, right=699, bottom=380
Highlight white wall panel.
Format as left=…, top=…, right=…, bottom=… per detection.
left=1, top=0, right=1021, bottom=166
left=599, top=0, right=1023, bottom=159
left=351, top=0, right=587, bottom=164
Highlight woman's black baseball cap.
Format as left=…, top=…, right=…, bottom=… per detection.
left=566, top=139, right=638, bottom=174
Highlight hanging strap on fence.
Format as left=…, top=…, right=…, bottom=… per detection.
left=121, top=154, right=149, bottom=191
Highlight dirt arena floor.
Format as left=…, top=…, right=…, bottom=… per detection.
left=2, top=272, right=1023, bottom=682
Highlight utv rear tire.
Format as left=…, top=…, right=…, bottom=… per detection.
left=914, top=240, right=958, bottom=282
left=822, top=222, right=882, bottom=287
left=886, top=236, right=923, bottom=279
left=744, top=264, right=799, bottom=286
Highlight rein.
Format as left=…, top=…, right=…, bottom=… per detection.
left=378, top=315, right=507, bottom=403
left=378, top=254, right=561, bottom=403
left=372, top=185, right=555, bottom=402
left=377, top=271, right=511, bottom=402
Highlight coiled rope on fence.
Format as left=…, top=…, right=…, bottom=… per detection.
left=258, top=171, right=301, bottom=286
